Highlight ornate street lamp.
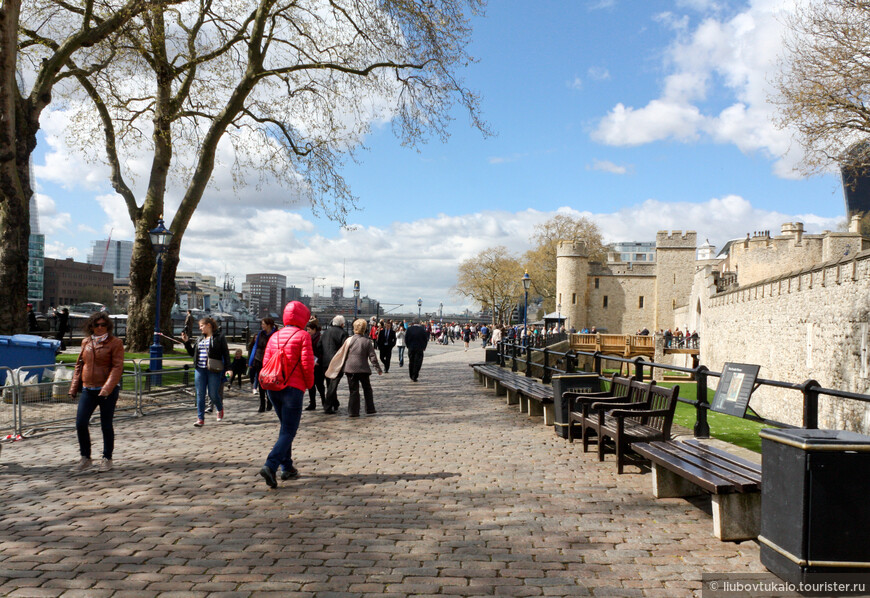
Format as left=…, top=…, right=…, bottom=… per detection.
left=417, top=297, right=422, bottom=320
left=148, top=217, right=173, bottom=383
left=557, top=302, right=562, bottom=333
left=353, top=280, right=360, bottom=323
left=521, top=271, right=531, bottom=344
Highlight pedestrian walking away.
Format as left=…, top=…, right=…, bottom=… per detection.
left=305, top=320, right=326, bottom=410
left=258, top=301, right=315, bottom=488
left=248, top=318, right=277, bottom=412
left=404, top=320, right=429, bottom=382
left=320, top=315, right=349, bottom=414
left=69, top=311, right=125, bottom=473
left=344, top=319, right=383, bottom=417
left=182, top=317, right=230, bottom=427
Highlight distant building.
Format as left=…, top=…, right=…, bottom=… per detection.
left=88, top=239, right=134, bottom=280
left=244, top=273, right=287, bottom=317
left=43, top=258, right=113, bottom=307
left=28, top=196, right=44, bottom=307
left=607, top=241, right=656, bottom=263
left=176, top=271, right=221, bottom=311
left=285, top=286, right=303, bottom=302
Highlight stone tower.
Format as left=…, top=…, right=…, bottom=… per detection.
left=556, top=240, right=589, bottom=331
left=654, top=231, right=697, bottom=332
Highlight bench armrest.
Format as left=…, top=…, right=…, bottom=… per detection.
left=591, top=400, right=649, bottom=412
left=609, top=407, right=670, bottom=419
left=563, top=390, right=613, bottom=399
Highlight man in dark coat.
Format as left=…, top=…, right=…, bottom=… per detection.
left=404, top=320, right=429, bottom=382
left=321, top=315, right=349, bottom=414
left=376, top=319, right=397, bottom=373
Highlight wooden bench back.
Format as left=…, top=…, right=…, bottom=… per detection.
left=625, top=379, right=654, bottom=405
left=629, top=384, right=679, bottom=436
left=604, top=375, right=634, bottom=398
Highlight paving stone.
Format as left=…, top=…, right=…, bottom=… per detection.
left=0, top=344, right=765, bottom=596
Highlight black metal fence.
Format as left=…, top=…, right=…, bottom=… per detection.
left=495, top=340, right=870, bottom=437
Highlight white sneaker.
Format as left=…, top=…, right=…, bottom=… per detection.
left=99, top=458, right=113, bottom=472
left=74, top=457, right=93, bottom=472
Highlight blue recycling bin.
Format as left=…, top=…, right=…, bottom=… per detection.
left=0, top=334, right=61, bottom=384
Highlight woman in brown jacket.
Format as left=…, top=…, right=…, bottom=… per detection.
left=69, top=312, right=125, bottom=472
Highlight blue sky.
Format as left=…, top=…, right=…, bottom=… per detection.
left=31, top=0, right=846, bottom=313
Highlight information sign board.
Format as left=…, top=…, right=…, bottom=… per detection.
left=710, top=362, right=760, bottom=418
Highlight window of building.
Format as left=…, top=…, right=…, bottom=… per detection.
left=603, top=296, right=608, bottom=308
left=572, top=293, right=576, bottom=305
left=638, top=296, right=644, bottom=308
left=594, top=278, right=599, bottom=289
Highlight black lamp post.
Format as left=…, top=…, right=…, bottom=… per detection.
left=353, top=280, right=360, bottom=323
left=149, top=217, right=173, bottom=384
left=417, top=297, right=422, bottom=320
left=522, top=271, right=531, bottom=344
left=439, top=302, right=443, bottom=321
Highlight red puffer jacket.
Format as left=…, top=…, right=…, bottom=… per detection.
left=262, top=301, right=315, bottom=392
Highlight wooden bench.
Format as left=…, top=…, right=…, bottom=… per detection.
left=566, top=376, right=648, bottom=450
left=472, top=364, right=555, bottom=424
left=632, top=439, right=762, bottom=541
left=592, top=384, right=680, bottom=474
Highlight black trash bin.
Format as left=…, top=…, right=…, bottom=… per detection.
left=759, top=428, right=870, bottom=586
left=551, top=373, right=600, bottom=439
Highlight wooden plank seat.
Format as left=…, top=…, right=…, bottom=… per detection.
left=632, top=439, right=762, bottom=541
left=566, top=376, right=647, bottom=450
left=592, top=384, right=679, bottom=475
left=471, top=364, right=555, bottom=423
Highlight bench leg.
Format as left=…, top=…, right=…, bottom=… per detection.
left=495, top=381, right=507, bottom=397
left=528, top=399, right=543, bottom=417
left=519, top=395, right=528, bottom=413
left=543, top=404, right=554, bottom=426
left=651, top=464, right=705, bottom=498
left=506, top=389, right=518, bottom=405
left=484, top=376, right=494, bottom=390
left=712, top=492, right=760, bottom=542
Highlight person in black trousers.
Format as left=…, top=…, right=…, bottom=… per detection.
left=305, top=321, right=326, bottom=410
left=376, top=319, right=397, bottom=373
left=404, top=321, right=429, bottom=382
left=320, top=315, right=348, bottom=414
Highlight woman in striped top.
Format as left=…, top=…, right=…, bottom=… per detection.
left=182, top=317, right=230, bottom=427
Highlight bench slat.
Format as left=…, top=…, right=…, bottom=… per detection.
left=633, top=442, right=740, bottom=494
left=634, top=441, right=760, bottom=493
left=682, top=439, right=762, bottom=476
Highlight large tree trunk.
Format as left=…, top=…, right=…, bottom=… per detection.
left=125, top=226, right=179, bottom=352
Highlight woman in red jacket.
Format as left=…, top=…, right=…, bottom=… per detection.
left=258, top=301, right=315, bottom=488
left=69, top=311, right=125, bottom=472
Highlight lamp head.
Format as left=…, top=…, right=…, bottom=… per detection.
left=148, top=217, right=173, bottom=253
left=522, top=270, right=531, bottom=291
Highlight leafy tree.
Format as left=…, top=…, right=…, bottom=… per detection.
left=0, top=0, right=154, bottom=334
left=60, top=0, right=488, bottom=350
left=773, top=0, right=870, bottom=179
left=454, top=246, right=522, bottom=326
left=522, top=214, right=604, bottom=314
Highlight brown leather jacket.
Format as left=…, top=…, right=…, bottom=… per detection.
left=70, top=335, right=125, bottom=396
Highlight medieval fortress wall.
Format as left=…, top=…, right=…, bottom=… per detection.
left=555, top=219, right=870, bottom=433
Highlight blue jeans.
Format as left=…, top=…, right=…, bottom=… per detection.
left=397, top=346, right=405, bottom=366
left=194, top=367, right=224, bottom=420
left=264, top=386, right=304, bottom=473
left=75, top=387, right=120, bottom=459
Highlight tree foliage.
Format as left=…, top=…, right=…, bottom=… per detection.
left=0, top=0, right=154, bottom=334
left=454, top=246, right=522, bottom=326
left=39, top=0, right=488, bottom=350
left=522, top=214, right=604, bottom=314
left=773, top=0, right=870, bottom=178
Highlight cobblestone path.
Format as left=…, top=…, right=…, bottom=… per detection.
left=0, top=343, right=764, bottom=597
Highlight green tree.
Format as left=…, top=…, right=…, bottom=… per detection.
left=0, top=0, right=155, bottom=334
left=523, top=214, right=604, bottom=314
left=454, top=246, right=522, bottom=326
left=773, top=0, right=870, bottom=179
left=63, top=0, right=489, bottom=350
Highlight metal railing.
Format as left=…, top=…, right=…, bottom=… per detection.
left=495, top=341, right=870, bottom=435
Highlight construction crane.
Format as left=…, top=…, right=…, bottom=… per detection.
left=309, top=276, right=325, bottom=298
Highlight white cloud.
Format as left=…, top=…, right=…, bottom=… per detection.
left=587, top=159, right=630, bottom=175
left=569, top=77, right=583, bottom=90
left=593, top=0, right=808, bottom=177
left=34, top=194, right=72, bottom=235
left=488, top=153, right=528, bottom=165
left=44, top=241, right=79, bottom=260
left=588, top=0, right=616, bottom=10
left=587, top=66, right=611, bottom=81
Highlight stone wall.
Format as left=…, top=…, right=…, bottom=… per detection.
left=654, top=231, right=697, bottom=333
left=587, top=271, right=656, bottom=333
left=702, top=249, right=870, bottom=433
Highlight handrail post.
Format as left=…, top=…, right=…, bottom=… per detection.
left=633, top=356, right=644, bottom=381
left=802, top=379, right=820, bottom=429
left=566, top=350, right=576, bottom=374
left=694, top=365, right=710, bottom=438
left=511, top=341, right=518, bottom=372
left=542, top=348, right=551, bottom=384
left=593, top=351, right=602, bottom=376
left=498, top=340, right=506, bottom=367
left=525, top=343, right=533, bottom=378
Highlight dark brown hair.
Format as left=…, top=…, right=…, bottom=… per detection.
left=83, top=311, right=113, bottom=335
left=199, top=317, right=218, bottom=335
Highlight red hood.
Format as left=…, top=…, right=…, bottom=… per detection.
left=282, top=301, right=310, bottom=328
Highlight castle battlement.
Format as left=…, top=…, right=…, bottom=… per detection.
left=656, top=230, right=697, bottom=249
left=557, top=240, right=588, bottom=258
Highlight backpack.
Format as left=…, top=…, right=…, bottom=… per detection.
left=258, top=330, right=300, bottom=391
